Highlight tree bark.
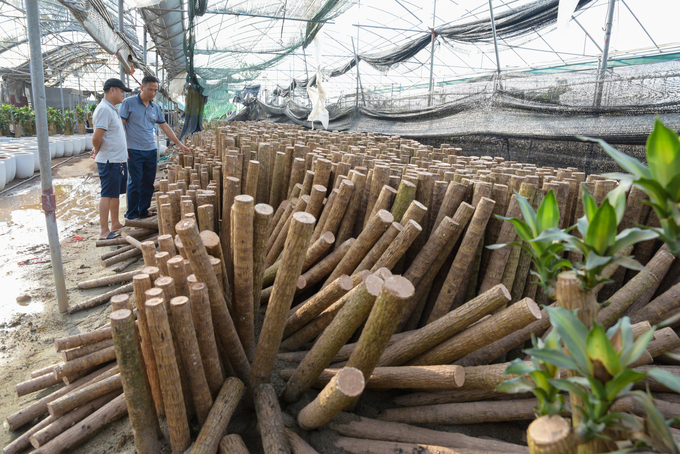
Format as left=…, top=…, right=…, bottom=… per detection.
left=253, top=384, right=291, bottom=454
left=190, top=377, right=245, bottom=454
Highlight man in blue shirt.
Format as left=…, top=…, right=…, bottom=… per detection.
left=120, top=75, right=190, bottom=220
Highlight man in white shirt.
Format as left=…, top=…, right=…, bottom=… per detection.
left=91, top=78, right=131, bottom=240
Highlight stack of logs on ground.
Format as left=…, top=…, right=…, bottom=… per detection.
left=5, top=121, right=680, bottom=454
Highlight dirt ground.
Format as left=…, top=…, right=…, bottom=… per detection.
left=0, top=156, right=528, bottom=453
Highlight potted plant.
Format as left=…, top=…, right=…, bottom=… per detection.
left=47, top=107, right=59, bottom=135
left=63, top=110, right=75, bottom=135
left=75, top=105, right=86, bottom=134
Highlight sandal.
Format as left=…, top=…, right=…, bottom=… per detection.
left=98, top=232, right=121, bottom=240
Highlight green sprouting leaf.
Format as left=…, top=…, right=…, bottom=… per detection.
left=536, top=190, right=559, bottom=232
left=505, top=217, right=534, bottom=243
left=611, top=255, right=646, bottom=272
left=504, top=358, right=534, bottom=376
left=587, top=376, right=609, bottom=403
left=636, top=178, right=671, bottom=211
left=608, top=228, right=659, bottom=255
left=548, top=378, right=589, bottom=401
left=587, top=324, right=621, bottom=377
left=524, top=348, right=579, bottom=371
left=629, top=389, right=680, bottom=454
left=666, top=173, right=680, bottom=202
left=546, top=306, right=592, bottom=375
left=515, top=190, right=538, bottom=236
left=531, top=227, right=572, bottom=244
left=586, top=200, right=617, bottom=255
left=602, top=172, right=636, bottom=183
left=646, top=118, right=680, bottom=187
left=496, top=376, right=535, bottom=394
left=606, top=182, right=630, bottom=225
left=486, top=243, right=509, bottom=250
left=646, top=368, right=680, bottom=394
left=582, top=186, right=598, bottom=222
left=621, top=328, right=656, bottom=367
left=584, top=251, right=612, bottom=271
left=579, top=135, right=652, bottom=180
left=605, top=370, right=647, bottom=401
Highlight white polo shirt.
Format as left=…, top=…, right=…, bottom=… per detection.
left=93, top=99, right=128, bottom=164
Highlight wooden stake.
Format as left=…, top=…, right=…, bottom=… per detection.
left=176, top=218, right=251, bottom=383
left=170, top=296, right=214, bottom=426
left=218, top=434, right=250, bottom=454
left=189, top=282, right=224, bottom=397
left=52, top=347, right=115, bottom=381
left=297, top=367, right=365, bottom=430
left=297, top=239, right=354, bottom=292
left=253, top=384, right=291, bottom=454
left=145, top=297, right=191, bottom=454
left=527, top=415, right=577, bottom=454
left=232, top=194, right=256, bottom=359
left=371, top=220, right=422, bottom=272
left=159, top=234, right=178, bottom=256
left=244, top=160, right=260, bottom=199
left=77, top=269, right=143, bottom=289
left=335, top=170, right=367, bottom=249
left=253, top=203, right=274, bottom=323
left=352, top=222, right=403, bottom=274
left=250, top=212, right=315, bottom=391
left=110, top=309, right=162, bottom=453
left=391, top=180, right=417, bottom=223
left=189, top=377, right=244, bottom=454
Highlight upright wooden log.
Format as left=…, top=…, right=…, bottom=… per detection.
left=352, top=222, right=403, bottom=274
left=170, top=296, right=214, bottom=426
left=297, top=238, right=354, bottom=292
left=335, top=170, right=367, bottom=249
left=197, top=204, right=215, bottom=233
left=427, top=197, right=496, bottom=323
left=297, top=367, right=365, bottom=430
left=232, top=194, right=256, bottom=359
left=176, top=218, right=251, bottom=383
left=256, top=142, right=272, bottom=204
left=315, top=178, right=354, bottom=243
left=145, top=297, right=191, bottom=454
left=323, top=210, right=393, bottom=287
left=371, top=220, right=422, bottom=272
left=253, top=384, right=291, bottom=454
left=391, top=180, right=417, bottom=223
left=167, top=256, right=189, bottom=298
left=222, top=175, right=241, bottom=290
left=265, top=196, right=308, bottom=268
left=189, top=282, right=224, bottom=397
left=269, top=152, right=286, bottom=212
left=244, top=160, right=260, bottom=198
left=253, top=203, right=275, bottom=322
left=368, top=184, right=397, bottom=221
left=159, top=234, right=178, bottom=256
left=433, top=182, right=467, bottom=232
left=280, top=274, right=383, bottom=403
left=141, top=241, right=157, bottom=267
left=189, top=377, right=245, bottom=454
left=409, top=298, right=541, bottom=366
left=250, top=212, right=315, bottom=391
left=110, top=309, right=162, bottom=454
left=218, top=435, right=250, bottom=454
left=527, top=415, right=577, bottom=454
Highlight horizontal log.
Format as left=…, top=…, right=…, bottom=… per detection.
left=77, top=270, right=144, bottom=289
left=54, top=327, right=112, bottom=351
left=47, top=374, right=122, bottom=417
left=61, top=338, right=114, bottom=362
left=68, top=284, right=133, bottom=314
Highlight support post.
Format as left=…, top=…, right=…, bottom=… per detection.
left=26, top=0, right=68, bottom=312
left=118, top=0, right=125, bottom=80
left=488, top=0, right=501, bottom=74
left=427, top=0, right=437, bottom=107
left=593, top=0, right=616, bottom=108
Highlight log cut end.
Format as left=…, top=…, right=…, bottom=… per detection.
left=297, top=275, right=307, bottom=290
left=338, top=275, right=354, bottom=291
left=175, top=218, right=197, bottom=234
left=377, top=209, right=394, bottom=224
left=155, top=276, right=173, bottom=289
left=374, top=268, right=393, bottom=281
left=527, top=414, right=572, bottom=447
left=170, top=296, right=190, bottom=308
left=199, top=230, right=220, bottom=249
left=336, top=367, right=365, bottom=398
left=145, top=287, right=164, bottom=301
left=255, top=203, right=274, bottom=216
left=234, top=194, right=255, bottom=207
left=321, top=231, right=335, bottom=245
left=363, top=275, right=384, bottom=297
left=110, top=308, right=132, bottom=323
left=167, top=255, right=184, bottom=267
left=384, top=276, right=415, bottom=300
left=145, top=297, right=164, bottom=310
left=110, top=294, right=131, bottom=312
left=293, top=211, right=316, bottom=225
left=497, top=284, right=512, bottom=302
left=523, top=298, right=542, bottom=320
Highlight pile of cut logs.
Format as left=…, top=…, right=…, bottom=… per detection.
left=5, top=121, right=680, bottom=454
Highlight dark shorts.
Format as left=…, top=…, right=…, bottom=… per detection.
left=97, top=161, right=128, bottom=198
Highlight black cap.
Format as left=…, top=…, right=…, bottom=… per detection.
left=103, top=78, right=132, bottom=92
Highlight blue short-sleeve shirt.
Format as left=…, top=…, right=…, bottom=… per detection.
left=119, top=94, right=166, bottom=151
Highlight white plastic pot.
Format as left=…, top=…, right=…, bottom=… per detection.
left=62, top=139, right=74, bottom=156
left=84, top=135, right=93, bottom=151
left=13, top=152, right=34, bottom=179
left=19, top=147, right=40, bottom=171
left=0, top=154, right=16, bottom=182
left=52, top=140, right=63, bottom=158
left=0, top=161, right=6, bottom=191
left=77, top=137, right=86, bottom=153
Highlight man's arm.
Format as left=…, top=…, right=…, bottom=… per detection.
left=159, top=122, right=190, bottom=153
left=91, top=128, right=105, bottom=159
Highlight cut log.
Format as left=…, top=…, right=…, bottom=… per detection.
left=232, top=194, right=256, bottom=359
left=47, top=374, right=121, bottom=417
left=286, top=429, right=318, bottom=454
left=253, top=384, right=291, bottom=454
left=77, top=269, right=143, bottom=289
left=61, top=338, right=114, bottom=362
left=218, top=434, right=250, bottom=454
left=52, top=347, right=115, bottom=380
left=333, top=436, right=507, bottom=454
left=190, top=377, right=245, bottom=454
left=67, top=283, right=133, bottom=314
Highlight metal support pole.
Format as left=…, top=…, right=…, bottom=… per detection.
left=352, top=37, right=359, bottom=109
left=156, top=52, right=160, bottom=151
left=143, top=26, right=147, bottom=65
left=118, top=0, right=125, bottom=80
left=25, top=0, right=68, bottom=312
left=59, top=71, right=64, bottom=111
left=428, top=0, right=437, bottom=107
left=488, top=0, right=501, bottom=74
left=593, top=0, right=616, bottom=108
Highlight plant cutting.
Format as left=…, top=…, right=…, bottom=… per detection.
left=499, top=307, right=680, bottom=454
left=581, top=119, right=680, bottom=259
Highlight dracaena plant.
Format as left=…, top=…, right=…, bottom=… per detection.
left=558, top=183, right=659, bottom=290
left=488, top=189, right=571, bottom=298
left=497, top=328, right=566, bottom=417
left=580, top=119, right=680, bottom=259
left=502, top=306, right=680, bottom=450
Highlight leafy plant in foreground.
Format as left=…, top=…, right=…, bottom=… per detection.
left=580, top=118, right=680, bottom=258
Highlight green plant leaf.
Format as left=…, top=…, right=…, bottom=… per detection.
left=546, top=306, right=592, bottom=375
left=611, top=255, right=646, bottom=272
left=636, top=178, right=671, bottom=211
left=646, top=118, right=680, bottom=187
left=647, top=368, right=680, bottom=394
left=607, top=182, right=630, bottom=225
left=548, top=378, right=589, bottom=401
left=504, top=358, right=534, bottom=376
left=584, top=251, right=612, bottom=271
left=486, top=243, right=509, bottom=250
left=524, top=348, right=579, bottom=371
left=504, top=217, right=534, bottom=243
left=621, top=328, right=656, bottom=367
left=586, top=200, right=617, bottom=255
left=582, top=186, right=598, bottom=222
left=531, top=227, right=572, bottom=244
left=536, top=190, right=559, bottom=232
left=579, top=135, right=652, bottom=179
left=608, top=228, right=659, bottom=255
left=666, top=173, right=680, bottom=202
left=605, top=370, right=646, bottom=401
left=587, top=324, right=621, bottom=377
left=496, top=376, right=535, bottom=394
left=515, top=191, right=538, bottom=236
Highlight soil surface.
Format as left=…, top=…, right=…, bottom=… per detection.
left=0, top=156, right=528, bottom=453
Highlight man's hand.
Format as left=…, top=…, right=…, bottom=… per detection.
left=90, top=148, right=98, bottom=160
left=179, top=143, right=190, bottom=153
